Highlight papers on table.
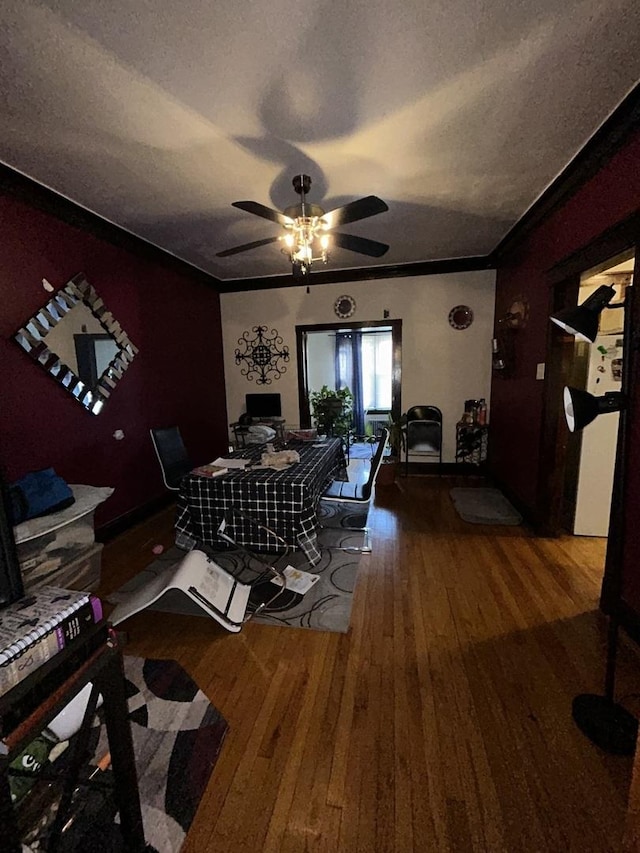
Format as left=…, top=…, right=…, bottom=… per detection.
left=211, top=457, right=250, bottom=469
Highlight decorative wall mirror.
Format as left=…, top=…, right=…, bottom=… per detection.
left=14, top=273, right=138, bottom=415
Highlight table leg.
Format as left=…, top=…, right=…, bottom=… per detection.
left=93, top=648, right=146, bottom=852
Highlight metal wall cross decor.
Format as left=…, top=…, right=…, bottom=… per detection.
left=235, top=325, right=290, bottom=384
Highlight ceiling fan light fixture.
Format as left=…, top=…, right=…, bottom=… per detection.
left=216, top=174, right=389, bottom=276
left=284, top=216, right=330, bottom=268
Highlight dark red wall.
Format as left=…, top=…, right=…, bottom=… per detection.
left=0, top=194, right=229, bottom=530
left=491, top=130, right=640, bottom=512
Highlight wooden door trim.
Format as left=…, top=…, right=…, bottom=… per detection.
left=295, top=319, right=402, bottom=428
left=537, top=212, right=640, bottom=536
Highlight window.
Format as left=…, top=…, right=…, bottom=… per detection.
left=361, top=332, right=392, bottom=410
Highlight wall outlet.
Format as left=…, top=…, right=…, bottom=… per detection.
left=536, top=363, right=545, bottom=380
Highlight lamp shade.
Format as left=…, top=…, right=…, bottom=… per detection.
left=550, top=285, right=617, bottom=342
left=563, top=386, right=626, bottom=432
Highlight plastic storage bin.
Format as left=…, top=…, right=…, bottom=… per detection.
left=13, top=484, right=112, bottom=588
left=22, top=542, right=103, bottom=592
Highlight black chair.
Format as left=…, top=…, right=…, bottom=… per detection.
left=322, top=427, right=390, bottom=502
left=404, top=405, right=443, bottom=476
left=319, top=428, right=390, bottom=553
left=150, top=426, right=193, bottom=491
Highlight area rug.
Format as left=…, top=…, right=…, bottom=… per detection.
left=21, top=656, right=228, bottom=852
left=450, top=487, right=522, bottom=525
left=109, top=504, right=368, bottom=634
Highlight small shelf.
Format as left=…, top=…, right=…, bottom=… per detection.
left=455, top=424, right=488, bottom=467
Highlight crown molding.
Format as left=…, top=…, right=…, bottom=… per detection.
left=215, top=255, right=494, bottom=292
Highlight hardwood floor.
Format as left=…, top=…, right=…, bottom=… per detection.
left=98, top=475, right=637, bottom=852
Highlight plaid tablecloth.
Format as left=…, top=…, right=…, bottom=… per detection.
left=175, top=439, right=346, bottom=565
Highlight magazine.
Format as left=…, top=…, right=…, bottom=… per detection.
left=191, top=464, right=228, bottom=479
left=270, top=566, right=320, bottom=595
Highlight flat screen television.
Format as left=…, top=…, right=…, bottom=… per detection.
left=0, top=469, right=24, bottom=608
left=245, top=393, right=282, bottom=419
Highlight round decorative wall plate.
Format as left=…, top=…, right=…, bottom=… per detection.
left=334, top=294, right=356, bottom=319
left=448, top=305, right=474, bottom=330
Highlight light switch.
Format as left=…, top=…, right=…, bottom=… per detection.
left=536, top=363, right=545, bottom=380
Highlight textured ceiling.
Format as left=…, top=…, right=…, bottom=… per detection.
left=1, top=0, right=639, bottom=282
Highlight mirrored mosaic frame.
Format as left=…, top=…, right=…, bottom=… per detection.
left=14, top=272, right=139, bottom=415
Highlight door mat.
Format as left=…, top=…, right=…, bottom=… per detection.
left=450, top=487, right=522, bottom=525
left=20, top=656, right=228, bottom=852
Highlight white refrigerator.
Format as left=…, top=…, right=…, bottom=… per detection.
left=573, top=334, right=623, bottom=536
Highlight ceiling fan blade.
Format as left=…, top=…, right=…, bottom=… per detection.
left=216, top=236, right=280, bottom=257
left=323, top=196, right=389, bottom=229
left=331, top=232, right=389, bottom=258
left=232, top=201, right=294, bottom=227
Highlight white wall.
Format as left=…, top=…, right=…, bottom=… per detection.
left=220, top=271, right=496, bottom=461
left=306, top=332, right=336, bottom=398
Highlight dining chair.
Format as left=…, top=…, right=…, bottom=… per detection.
left=322, top=428, right=389, bottom=502
left=150, top=426, right=193, bottom=491
left=318, top=427, right=390, bottom=552
left=404, top=405, right=443, bottom=476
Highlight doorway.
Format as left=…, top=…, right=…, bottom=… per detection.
left=540, top=249, right=634, bottom=537
left=295, top=319, right=402, bottom=430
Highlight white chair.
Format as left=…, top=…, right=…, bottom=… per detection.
left=109, top=510, right=288, bottom=632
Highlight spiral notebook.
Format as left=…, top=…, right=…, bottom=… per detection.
left=0, top=587, right=95, bottom=665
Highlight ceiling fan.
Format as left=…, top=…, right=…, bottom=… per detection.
left=216, top=174, right=389, bottom=280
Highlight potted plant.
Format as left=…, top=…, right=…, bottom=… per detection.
left=376, top=412, right=407, bottom=485
left=309, top=385, right=354, bottom=438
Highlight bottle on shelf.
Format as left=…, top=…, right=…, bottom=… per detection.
left=477, top=399, right=487, bottom=426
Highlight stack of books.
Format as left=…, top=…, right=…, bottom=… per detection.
left=0, top=587, right=103, bottom=696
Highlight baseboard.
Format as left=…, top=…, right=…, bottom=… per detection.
left=96, top=493, right=175, bottom=542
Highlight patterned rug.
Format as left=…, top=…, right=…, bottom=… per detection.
left=109, top=502, right=368, bottom=634
left=21, top=657, right=228, bottom=852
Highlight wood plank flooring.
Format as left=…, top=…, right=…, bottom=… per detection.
left=98, top=475, right=637, bottom=852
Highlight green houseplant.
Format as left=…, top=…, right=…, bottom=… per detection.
left=376, top=412, right=406, bottom=486
left=309, top=385, right=354, bottom=437
left=386, top=412, right=407, bottom=460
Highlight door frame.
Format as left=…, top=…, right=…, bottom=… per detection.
left=537, top=215, right=639, bottom=536
left=295, top=319, right=402, bottom=428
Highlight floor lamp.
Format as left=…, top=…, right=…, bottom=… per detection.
left=551, top=282, right=639, bottom=755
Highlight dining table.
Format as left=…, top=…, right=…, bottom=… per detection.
left=174, top=438, right=347, bottom=565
